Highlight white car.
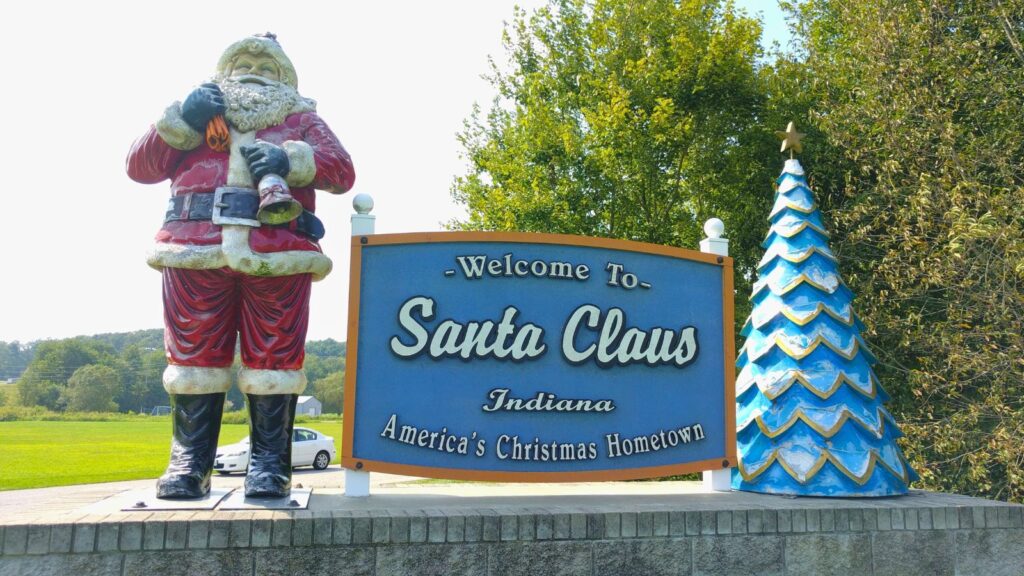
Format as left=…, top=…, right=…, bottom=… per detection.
left=214, top=427, right=337, bottom=474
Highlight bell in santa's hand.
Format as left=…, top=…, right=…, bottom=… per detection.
left=257, top=174, right=303, bottom=225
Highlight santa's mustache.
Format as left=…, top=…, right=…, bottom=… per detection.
left=213, top=77, right=315, bottom=132
left=230, top=73, right=274, bottom=86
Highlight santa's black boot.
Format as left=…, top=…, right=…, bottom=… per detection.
left=156, top=393, right=225, bottom=499
left=244, top=394, right=297, bottom=498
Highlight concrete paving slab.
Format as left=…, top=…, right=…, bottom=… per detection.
left=118, top=488, right=233, bottom=512
left=219, top=488, right=312, bottom=510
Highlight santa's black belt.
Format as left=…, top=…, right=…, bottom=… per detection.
left=164, top=188, right=325, bottom=240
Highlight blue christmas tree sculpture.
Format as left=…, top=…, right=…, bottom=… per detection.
left=732, top=123, right=918, bottom=496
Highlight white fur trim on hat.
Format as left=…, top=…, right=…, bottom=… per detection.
left=163, top=365, right=233, bottom=394
left=238, top=367, right=307, bottom=395
left=283, top=140, right=316, bottom=188
left=155, top=102, right=203, bottom=151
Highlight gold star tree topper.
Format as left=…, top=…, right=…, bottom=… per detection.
left=775, top=121, right=805, bottom=157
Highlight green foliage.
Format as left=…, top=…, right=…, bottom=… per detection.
left=88, top=329, right=164, bottom=353
left=305, top=338, right=346, bottom=359
left=0, top=406, right=162, bottom=422
left=62, top=364, right=121, bottom=412
left=116, top=346, right=167, bottom=413
left=450, top=0, right=782, bottom=322
left=16, top=338, right=116, bottom=410
left=221, top=410, right=249, bottom=425
left=0, top=341, right=32, bottom=380
left=783, top=0, right=1024, bottom=502
left=0, top=383, right=16, bottom=407
left=304, top=353, right=344, bottom=385
left=7, top=330, right=347, bottom=417
left=311, top=371, right=344, bottom=414
left=219, top=410, right=342, bottom=426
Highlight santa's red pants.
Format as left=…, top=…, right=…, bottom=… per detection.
left=162, top=268, right=311, bottom=370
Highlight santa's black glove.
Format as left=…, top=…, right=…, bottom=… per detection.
left=181, top=83, right=226, bottom=133
left=241, top=141, right=291, bottom=182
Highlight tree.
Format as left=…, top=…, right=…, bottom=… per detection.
left=0, top=384, right=17, bottom=407
left=16, top=338, right=116, bottom=410
left=305, top=339, right=346, bottom=359
left=311, top=371, right=344, bottom=414
left=733, top=155, right=917, bottom=495
left=785, top=0, right=1024, bottom=502
left=116, top=345, right=143, bottom=412
left=117, top=346, right=168, bottom=413
left=137, top=349, right=170, bottom=411
left=450, top=0, right=780, bottom=320
left=90, top=329, right=164, bottom=354
left=0, top=341, right=32, bottom=381
left=63, top=364, right=120, bottom=412
left=303, top=353, right=344, bottom=385
left=14, top=375, right=61, bottom=410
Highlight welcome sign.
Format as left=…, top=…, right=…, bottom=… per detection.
left=342, top=232, right=735, bottom=481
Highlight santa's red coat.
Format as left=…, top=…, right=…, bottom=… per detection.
left=126, top=111, right=354, bottom=254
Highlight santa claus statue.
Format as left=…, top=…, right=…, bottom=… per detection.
left=126, top=34, right=355, bottom=499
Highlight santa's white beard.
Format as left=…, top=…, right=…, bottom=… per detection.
left=218, top=78, right=316, bottom=133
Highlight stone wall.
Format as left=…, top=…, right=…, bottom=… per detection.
left=2, top=496, right=1023, bottom=575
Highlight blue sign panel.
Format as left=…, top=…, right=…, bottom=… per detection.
left=343, top=232, right=735, bottom=481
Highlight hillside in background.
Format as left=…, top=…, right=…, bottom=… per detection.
left=0, top=331, right=346, bottom=414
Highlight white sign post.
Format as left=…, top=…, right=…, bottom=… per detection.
left=345, top=193, right=375, bottom=498
left=700, top=217, right=733, bottom=492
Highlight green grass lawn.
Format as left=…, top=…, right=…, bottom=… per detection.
left=0, top=419, right=342, bottom=491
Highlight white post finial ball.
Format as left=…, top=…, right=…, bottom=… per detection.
left=703, top=217, right=725, bottom=239
left=353, top=193, right=374, bottom=215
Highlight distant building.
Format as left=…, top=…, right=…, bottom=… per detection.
left=297, top=396, right=322, bottom=417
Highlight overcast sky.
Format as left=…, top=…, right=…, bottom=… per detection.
left=0, top=0, right=788, bottom=344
